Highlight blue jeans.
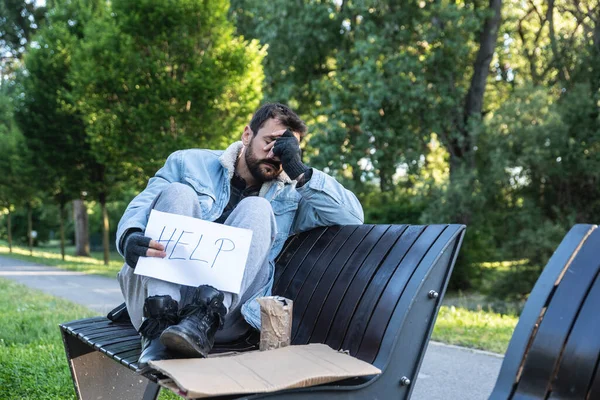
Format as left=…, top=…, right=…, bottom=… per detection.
left=117, top=182, right=277, bottom=342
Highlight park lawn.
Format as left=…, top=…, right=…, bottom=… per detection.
left=432, top=305, right=518, bottom=354
left=0, top=279, right=179, bottom=400
left=0, top=242, right=123, bottom=278
left=0, top=278, right=95, bottom=399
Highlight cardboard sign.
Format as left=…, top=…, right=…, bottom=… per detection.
left=134, top=210, right=253, bottom=294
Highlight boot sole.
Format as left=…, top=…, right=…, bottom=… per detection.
left=136, top=362, right=154, bottom=375
left=160, top=329, right=209, bottom=358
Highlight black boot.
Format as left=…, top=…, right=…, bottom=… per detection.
left=160, top=285, right=227, bottom=358
left=137, top=295, right=179, bottom=372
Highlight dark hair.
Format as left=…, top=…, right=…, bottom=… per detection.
left=249, top=103, right=307, bottom=140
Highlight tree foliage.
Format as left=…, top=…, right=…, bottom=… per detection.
left=232, top=0, right=600, bottom=291
left=0, top=0, right=47, bottom=73
left=0, top=0, right=598, bottom=295
left=71, top=0, right=266, bottom=185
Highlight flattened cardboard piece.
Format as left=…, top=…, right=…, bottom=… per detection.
left=150, top=343, right=381, bottom=398
left=257, top=296, right=293, bottom=351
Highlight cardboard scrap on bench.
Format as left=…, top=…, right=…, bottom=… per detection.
left=150, top=343, right=381, bottom=399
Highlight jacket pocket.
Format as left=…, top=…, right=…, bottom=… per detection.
left=183, top=176, right=216, bottom=201
left=272, top=199, right=298, bottom=239
left=183, top=176, right=217, bottom=218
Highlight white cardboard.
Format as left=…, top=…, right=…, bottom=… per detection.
left=134, top=210, right=253, bottom=294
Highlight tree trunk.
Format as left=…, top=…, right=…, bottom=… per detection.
left=7, top=209, right=12, bottom=253
left=448, top=0, right=502, bottom=225
left=546, top=0, right=569, bottom=83
left=464, top=0, right=502, bottom=123
left=59, top=202, right=66, bottom=261
left=73, top=199, right=90, bottom=257
left=100, top=192, right=110, bottom=266
left=27, top=204, right=33, bottom=256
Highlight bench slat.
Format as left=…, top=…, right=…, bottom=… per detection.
left=277, top=226, right=342, bottom=301
left=272, top=227, right=331, bottom=295
left=83, top=329, right=139, bottom=343
left=549, top=272, right=600, bottom=399
left=73, top=321, right=117, bottom=335
left=588, top=361, right=600, bottom=400
left=343, top=225, right=421, bottom=355
left=94, top=337, right=141, bottom=349
left=284, top=226, right=358, bottom=337
left=514, top=228, right=600, bottom=398
left=291, top=225, right=373, bottom=346
left=272, top=229, right=315, bottom=286
left=310, top=225, right=391, bottom=345
left=61, top=316, right=107, bottom=331
left=357, top=225, right=445, bottom=362
left=78, top=326, right=137, bottom=340
left=114, top=349, right=144, bottom=366
left=325, top=225, right=405, bottom=351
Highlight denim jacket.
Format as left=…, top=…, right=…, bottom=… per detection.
left=116, top=141, right=364, bottom=330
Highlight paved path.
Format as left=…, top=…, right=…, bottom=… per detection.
left=0, top=254, right=502, bottom=399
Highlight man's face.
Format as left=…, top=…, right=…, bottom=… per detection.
left=243, top=118, right=298, bottom=183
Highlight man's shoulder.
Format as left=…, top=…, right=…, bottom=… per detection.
left=174, top=148, right=224, bottom=160
left=165, top=148, right=226, bottom=178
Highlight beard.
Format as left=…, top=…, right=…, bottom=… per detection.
left=245, top=139, right=282, bottom=183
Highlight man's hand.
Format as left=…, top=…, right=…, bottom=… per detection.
left=124, top=231, right=166, bottom=268
left=272, top=129, right=310, bottom=180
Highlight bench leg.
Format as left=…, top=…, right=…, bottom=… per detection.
left=61, top=332, right=160, bottom=400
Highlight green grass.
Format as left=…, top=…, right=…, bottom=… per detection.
left=432, top=305, right=518, bottom=354
left=0, top=241, right=123, bottom=278
left=0, top=278, right=96, bottom=399
left=0, top=278, right=180, bottom=400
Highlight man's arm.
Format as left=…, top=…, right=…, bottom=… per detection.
left=292, top=168, right=364, bottom=233
left=116, top=150, right=184, bottom=256
left=271, top=130, right=363, bottom=232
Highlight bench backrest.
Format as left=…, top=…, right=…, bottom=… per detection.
left=490, top=224, right=600, bottom=399
left=272, top=224, right=465, bottom=376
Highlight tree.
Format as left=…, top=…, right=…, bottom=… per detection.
left=0, top=84, right=39, bottom=253
left=70, top=0, right=265, bottom=262
left=230, top=0, right=340, bottom=117
left=0, top=0, right=46, bottom=76
left=13, top=0, right=106, bottom=258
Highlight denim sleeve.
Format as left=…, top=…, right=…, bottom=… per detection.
left=115, top=151, right=184, bottom=256
left=292, top=169, right=364, bottom=234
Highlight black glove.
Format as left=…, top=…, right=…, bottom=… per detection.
left=123, top=230, right=152, bottom=269
left=273, top=129, right=310, bottom=180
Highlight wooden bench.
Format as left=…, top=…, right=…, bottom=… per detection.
left=60, top=224, right=466, bottom=399
left=490, top=223, right=600, bottom=399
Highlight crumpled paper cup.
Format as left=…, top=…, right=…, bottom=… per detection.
left=257, top=296, right=293, bottom=351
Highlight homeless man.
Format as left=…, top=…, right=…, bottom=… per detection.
left=116, top=103, right=364, bottom=371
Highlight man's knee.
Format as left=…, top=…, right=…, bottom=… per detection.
left=160, top=182, right=197, bottom=200
left=236, top=197, right=273, bottom=217
left=228, top=197, right=276, bottom=239
left=155, top=182, right=197, bottom=206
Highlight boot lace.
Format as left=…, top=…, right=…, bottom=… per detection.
left=139, top=313, right=179, bottom=339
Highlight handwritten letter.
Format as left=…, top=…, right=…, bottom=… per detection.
left=134, top=210, right=253, bottom=294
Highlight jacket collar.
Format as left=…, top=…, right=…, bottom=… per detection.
left=218, top=141, right=293, bottom=197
